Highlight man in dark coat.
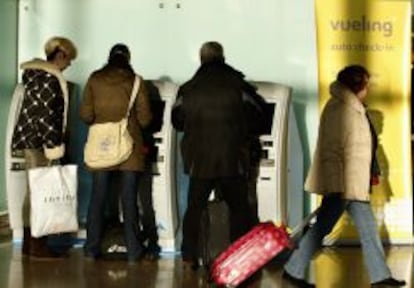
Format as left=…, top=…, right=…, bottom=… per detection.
left=171, top=41, right=266, bottom=268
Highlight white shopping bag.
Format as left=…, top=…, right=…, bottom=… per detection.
left=28, top=165, right=79, bottom=238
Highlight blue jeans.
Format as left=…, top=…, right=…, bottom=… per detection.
left=284, top=194, right=392, bottom=283
left=85, top=170, right=142, bottom=261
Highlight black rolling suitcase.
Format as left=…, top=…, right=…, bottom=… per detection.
left=198, top=191, right=231, bottom=268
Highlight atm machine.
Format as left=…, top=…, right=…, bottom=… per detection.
left=148, top=80, right=179, bottom=252
left=253, top=82, right=304, bottom=229
left=5, top=84, right=26, bottom=241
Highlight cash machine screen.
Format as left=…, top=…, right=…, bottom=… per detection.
left=261, top=103, right=275, bottom=135
left=148, top=100, right=165, bottom=133
left=147, top=100, right=165, bottom=167
left=259, top=103, right=276, bottom=162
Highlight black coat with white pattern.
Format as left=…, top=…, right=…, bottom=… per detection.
left=12, top=68, right=65, bottom=150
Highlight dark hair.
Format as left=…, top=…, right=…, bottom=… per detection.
left=200, top=41, right=225, bottom=64
left=337, top=65, right=370, bottom=94
left=103, top=43, right=134, bottom=73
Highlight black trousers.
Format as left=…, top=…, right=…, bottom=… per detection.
left=137, top=167, right=159, bottom=246
left=181, top=176, right=255, bottom=261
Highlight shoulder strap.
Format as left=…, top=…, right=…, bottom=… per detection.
left=126, top=75, right=141, bottom=118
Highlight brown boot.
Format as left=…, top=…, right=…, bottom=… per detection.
left=29, top=236, right=62, bottom=259
left=22, top=228, right=31, bottom=256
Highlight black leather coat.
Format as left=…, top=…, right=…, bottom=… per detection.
left=172, top=61, right=266, bottom=178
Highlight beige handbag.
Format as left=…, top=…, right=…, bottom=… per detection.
left=84, top=75, right=140, bottom=168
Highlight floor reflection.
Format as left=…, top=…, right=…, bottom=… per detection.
left=0, top=243, right=412, bottom=288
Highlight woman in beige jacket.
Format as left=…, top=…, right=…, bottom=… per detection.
left=283, top=65, right=405, bottom=287
left=80, top=44, right=152, bottom=263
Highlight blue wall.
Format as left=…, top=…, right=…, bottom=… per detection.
left=0, top=0, right=18, bottom=212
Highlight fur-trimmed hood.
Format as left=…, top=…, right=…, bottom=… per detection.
left=17, top=58, right=68, bottom=160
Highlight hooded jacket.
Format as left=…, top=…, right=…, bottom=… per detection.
left=11, top=59, right=68, bottom=160
left=304, top=81, right=373, bottom=201
left=80, top=67, right=152, bottom=171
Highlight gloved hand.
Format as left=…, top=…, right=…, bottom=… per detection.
left=370, top=175, right=380, bottom=186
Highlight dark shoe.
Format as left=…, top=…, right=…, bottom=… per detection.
left=147, top=242, right=161, bottom=253
left=143, top=243, right=161, bottom=261
left=84, top=252, right=101, bottom=262
left=182, top=258, right=198, bottom=271
left=127, top=250, right=144, bottom=264
left=144, top=252, right=160, bottom=261
left=371, top=278, right=406, bottom=287
left=282, top=270, right=316, bottom=288
left=29, top=236, right=63, bottom=259
left=84, top=247, right=102, bottom=261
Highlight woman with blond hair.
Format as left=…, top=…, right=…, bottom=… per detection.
left=12, top=36, right=77, bottom=258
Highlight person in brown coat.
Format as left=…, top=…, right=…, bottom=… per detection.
left=80, top=44, right=152, bottom=263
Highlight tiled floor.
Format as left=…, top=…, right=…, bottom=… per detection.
left=0, top=242, right=412, bottom=288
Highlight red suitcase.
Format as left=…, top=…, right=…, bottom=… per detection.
left=210, top=222, right=291, bottom=287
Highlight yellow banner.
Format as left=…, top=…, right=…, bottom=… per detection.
left=315, top=0, right=412, bottom=243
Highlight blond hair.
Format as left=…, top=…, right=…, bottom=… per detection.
left=44, top=36, right=77, bottom=60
